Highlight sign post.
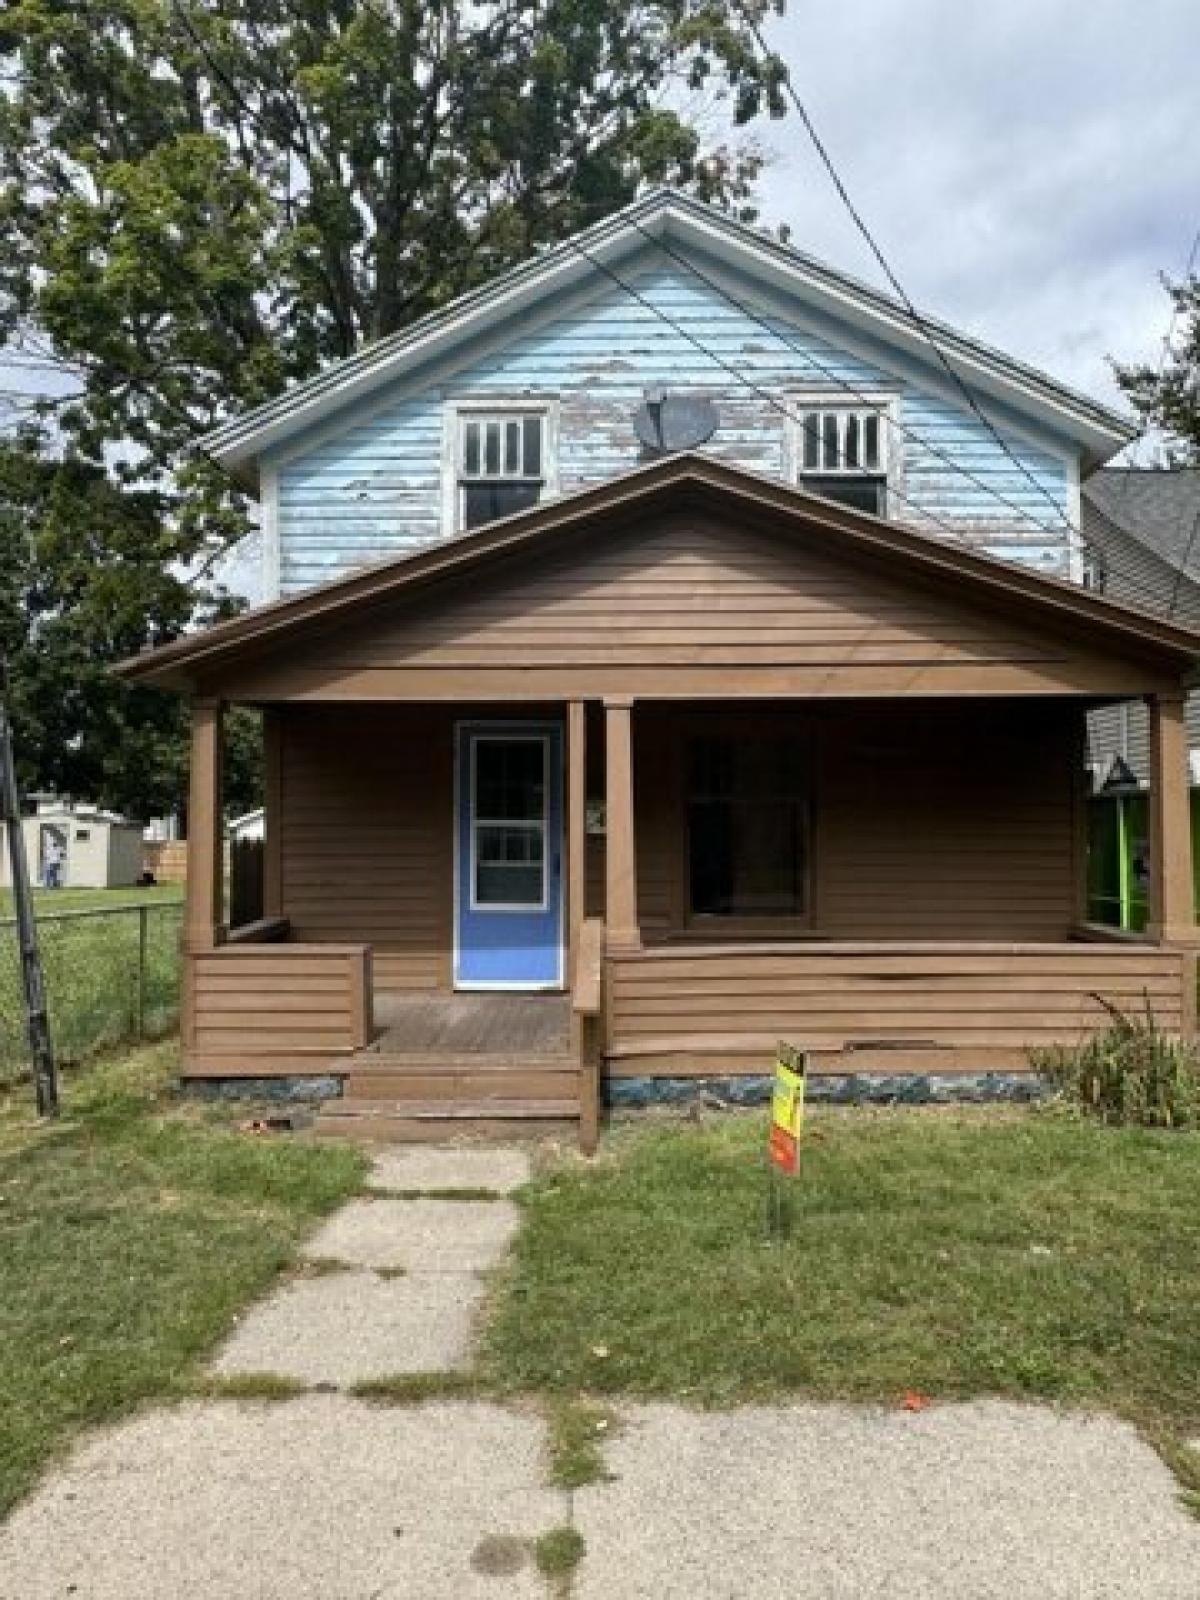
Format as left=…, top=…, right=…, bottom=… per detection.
left=766, top=1043, right=806, bottom=1239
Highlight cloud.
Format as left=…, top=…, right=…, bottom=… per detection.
left=757, top=0, right=1199, bottom=413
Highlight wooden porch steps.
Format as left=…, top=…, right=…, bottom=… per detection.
left=315, top=1097, right=580, bottom=1144
left=320, top=1050, right=582, bottom=1143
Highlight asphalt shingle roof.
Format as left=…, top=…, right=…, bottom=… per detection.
left=1084, top=467, right=1200, bottom=577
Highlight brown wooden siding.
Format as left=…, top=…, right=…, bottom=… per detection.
left=185, top=942, right=371, bottom=1076
left=270, top=700, right=1082, bottom=991
left=814, top=703, right=1076, bottom=939
left=334, top=518, right=1068, bottom=668
left=629, top=700, right=1079, bottom=943
left=606, top=942, right=1194, bottom=1076
left=207, top=513, right=1172, bottom=703
left=278, top=705, right=453, bottom=991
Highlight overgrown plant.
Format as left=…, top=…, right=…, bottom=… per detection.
left=1033, top=996, right=1200, bottom=1129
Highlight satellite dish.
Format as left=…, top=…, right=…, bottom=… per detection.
left=633, top=391, right=719, bottom=454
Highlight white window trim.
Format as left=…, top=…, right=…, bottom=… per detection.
left=441, top=397, right=560, bottom=537
left=468, top=732, right=551, bottom=915
left=782, top=389, right=903, bottom=518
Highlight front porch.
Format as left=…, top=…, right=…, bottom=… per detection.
left=175, top=689, right=1200, bottom=1148
left=121, top=459, right=1200, bottom=1148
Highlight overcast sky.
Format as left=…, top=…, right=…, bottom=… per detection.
left=754, top=0, right=1199, bottom=431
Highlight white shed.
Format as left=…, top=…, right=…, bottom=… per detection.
left=228, top=808, right=265, bottom=842
left=1, top=803, right=146, bottom=890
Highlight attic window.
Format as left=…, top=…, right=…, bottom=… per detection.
left=451, top=407, right=554, bottom=533
left=792, top=403, right=892, bottom=517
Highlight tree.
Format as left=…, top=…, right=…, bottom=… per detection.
left=0, top=431, right=263, bottom=817
left=0, top=0, right=787, bottom=816
left=1115, top=273, right=1200, bottom=461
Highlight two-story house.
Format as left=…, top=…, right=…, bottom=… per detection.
left=121, top=189, right=1200, bottom=1144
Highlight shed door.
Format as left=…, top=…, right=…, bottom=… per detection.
left=454, top=723, right=564, bottom=989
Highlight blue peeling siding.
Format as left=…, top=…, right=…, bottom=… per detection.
left=270, top=247, right=1075, bottom=596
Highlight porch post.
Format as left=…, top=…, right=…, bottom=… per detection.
left=604, top=697, right=639, bottom=948
left=185, top=697, right=224, bottom=951
left=568, top=701, right=587, bottom=958
left=263, top=707, right=282, bottom=920
left=1146, top=689, right=1195, bottom=943
left=568, top=700, right=587, bottom=1048
left=1071, top=705, right=1090, bottom=926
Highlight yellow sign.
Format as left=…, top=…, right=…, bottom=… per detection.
left=769, top=1044, right=807, bottom=1174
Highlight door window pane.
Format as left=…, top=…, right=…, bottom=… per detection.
left=474, top=824, right=544, bottom=905
left=474, top=739, right=545, bottom=820
left=473, top=740, right=547, bottom=907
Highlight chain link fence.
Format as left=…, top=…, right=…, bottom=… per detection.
left=0, top=900, right=185, bottom=1087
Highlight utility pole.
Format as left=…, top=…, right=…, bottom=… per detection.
left=0, top=657, right=57, bottom=1116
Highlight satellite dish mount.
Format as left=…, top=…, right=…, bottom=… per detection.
left=633, top=388, right=719, bottom=455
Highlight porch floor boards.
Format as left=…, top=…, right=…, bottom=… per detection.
left=365, top=991, right=572, bottom=1057
left=322, top=990, right=579, bottom=1144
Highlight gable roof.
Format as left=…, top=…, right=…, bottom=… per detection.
left=204, top=189, right=1136, bottom=487
left=120, top=454, right=1200, bottom=691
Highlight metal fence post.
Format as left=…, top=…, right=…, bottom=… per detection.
left=136, top=904, right=148, bottom=1039
left=0, top=667, right=57, bottom=1115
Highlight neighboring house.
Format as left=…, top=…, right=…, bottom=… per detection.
left=1, top=799, right=145, bottom=891
left=1080, top=468, right=1200, bottom=929
left=119, top=190, right=1200, bottom=1144
left=1083, top=468, right=1200, bottom=784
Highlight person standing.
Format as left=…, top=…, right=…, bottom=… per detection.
left=41, top=829, right=65, bottom=890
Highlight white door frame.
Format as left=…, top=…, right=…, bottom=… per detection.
left=452, top=719, right=566, bottom=991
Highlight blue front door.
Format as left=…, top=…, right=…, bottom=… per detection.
left=454, top=722, right=564, bottom=989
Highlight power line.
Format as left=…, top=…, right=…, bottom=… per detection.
left=600, top=213, right=1173, bottom=611
left=558, top=222, right=1172, bottom=611
left=743, top=12, right=1200, bottom=617
left=624, top=216, right=1116, bottom=567
left=741, top=12, right=1088, bottom=552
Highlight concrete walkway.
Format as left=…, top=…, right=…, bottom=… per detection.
left=573, top=1402, right=1200, bottom=1600
left=212, top=1146, right=524, bottom=1386
left=3, top=1143, right=1200, bottom=1599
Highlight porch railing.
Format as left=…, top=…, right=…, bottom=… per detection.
left=184, top=935, right=373, bottom=1076
left=603, top=939, right=1198, bottom=1079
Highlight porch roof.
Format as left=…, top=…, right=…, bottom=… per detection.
left=118, top=454, right=1200, bottom=694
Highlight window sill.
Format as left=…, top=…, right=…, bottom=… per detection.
left=675, top=917, right=815, bottom=940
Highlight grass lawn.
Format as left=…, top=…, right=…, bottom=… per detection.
left=481, top=1108, right=1200, bottom=1486
left=0, top=1043, right=365, bottom=1519
left=0, top=889, right=186, bottom=1081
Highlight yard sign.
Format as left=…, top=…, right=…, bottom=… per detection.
left=769, top=1044, right=806, bottom=1175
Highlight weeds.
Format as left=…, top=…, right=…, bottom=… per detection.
left=1034, top=997, right=1200, bottom=1129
